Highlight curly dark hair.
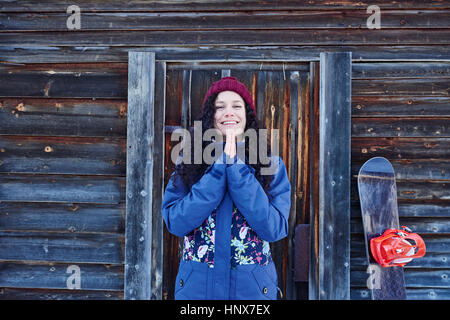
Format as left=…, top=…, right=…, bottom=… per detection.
left=172, top=92, right=276, bottom=198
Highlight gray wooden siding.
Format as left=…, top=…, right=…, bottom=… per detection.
left=0, top=0, right=449, bottom=300
left=350, top=61, right=450, bottom=300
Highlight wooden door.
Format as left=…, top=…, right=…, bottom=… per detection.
left=162, top=62, right=312, bottom=300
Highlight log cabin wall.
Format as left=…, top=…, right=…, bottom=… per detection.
left=0, top=0, right=449, bottom=300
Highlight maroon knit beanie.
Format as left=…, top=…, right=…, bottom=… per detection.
left=202, top=76, right=256, bottom=114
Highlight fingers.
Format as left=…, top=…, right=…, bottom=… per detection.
left=224, top=129, right=236, bottom=157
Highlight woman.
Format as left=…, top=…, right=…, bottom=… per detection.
left=162, top=76, right=291, bottom=300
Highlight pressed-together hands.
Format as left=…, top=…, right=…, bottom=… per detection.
left=223, top=129, right=237, bottom=158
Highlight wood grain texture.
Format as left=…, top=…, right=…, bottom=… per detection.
left=318, top=52, right=352, bottom=300
left=124, top=51, right=155, bottom=300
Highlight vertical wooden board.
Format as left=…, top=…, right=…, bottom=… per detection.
left=181, top=69, right=192, bottom=130
left=308, top=61, right=320, bottom=300
left=151, top=60, right=166, bottom=300
left=125, top=51, right=155, bottom=300
left=318, top=52, right=352, bottom=300
left=259, top=70, right=288, bottom=295
left=165, top=69, right=183, bottom=127
left=286, top=70, right=300, bottom=299
left=190, top=69, right=221, bottom=122
left=299, top=72, right=311, bottom=225
left=256, top=72, right=267, bottom=124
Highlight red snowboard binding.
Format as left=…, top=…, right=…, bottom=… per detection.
left=370, top=226, right=426, bottom=268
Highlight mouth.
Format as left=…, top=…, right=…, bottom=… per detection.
left=221, top=120, right=239, bottom=126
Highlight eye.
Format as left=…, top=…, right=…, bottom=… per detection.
left=234, top=105, right=242, bottom=108
left=215, top=105, right=224, bottom=110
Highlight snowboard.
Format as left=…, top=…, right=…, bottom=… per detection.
left=357, top=157, right=407, bottom=300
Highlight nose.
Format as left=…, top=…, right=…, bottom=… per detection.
left=223, top=105, right=235, bottom=117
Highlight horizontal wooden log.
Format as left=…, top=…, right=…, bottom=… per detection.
left=0, top=261, right=123, bottom=291
left=352, top=137, right=450, bottom=160
left=351, top=252, right=450, bottom=269
left=0, top=231, right=124, bottom=264
left=352, top=62, right=450, bottom=79
left=2, top=45, right=450, bottom=64
left=352, top=96, right=450, bottom=117
left=351, top=288, right=450, bottom=300
left=0, top=174, right=125, bottom=204
left=351, top=269, right=450, bottom=288
left=1, top=0, right=449, bottom=12
left=0, top=63, right=127, bottom=98
left=1, top=10, right=450, bottom=31
left=351, top=217, right=450, bottom=234
left=352, top=117, right=450, bottom=138
left=0, top=135, right=126, bottom=174
left=351, top=235, right=450, bottom=253
left=353, top=78, right=450, bottom=96
left=352, top=160, right=450, bottom=180
left=351, top=202, right=450, bottom=218
left=1, top=29, right=449, bottom=47
left=167, top=62, right=310, bottom=71
left=0, top=287, right=123, bottom=300
left=0, top=202, right=125, bottom=234
left=351, top=180, right=450, bottom=201
left=0, top=98, right=127, bottom=137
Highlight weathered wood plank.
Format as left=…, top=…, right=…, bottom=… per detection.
left=351, top=269, right=450, bottom=288
left=190, top=70, right=221, bottom=122
left=0, top=98, right=127, bottom=137
left=0, top=261, right=123, bottom=291
left=1, top=0, right=449, bottom=12
left=1, top=29, right=449, bottom=47
left=124, top=51, right=155, bottom=300
left=351, top=202, right=450, bottom=218
left=2, top=10, right=450, bottom=31
left=352, top=78, right=450, bottom=96
left=351, top=180, right=450, bottom=201
left=400, top=288, right=450, bottom=300
left=352, top=117, right=450, bottom=138
left=0, top=231, right=124, bottom=264
left=308, top=61, right=320, bottom=300
left=0, top=202, right=125, bottom=234
left=351, top=217, right=450, bottom=234
left=167, top=62, right=309, bottom=71
left=352, top=235, right=450, bottom=254
left=0, top=287, right=123, bottom=300
left=351, top=288, right=450, bottom=300
left=352, top=62, right=450, bottom=79
left=2, top=45, right=450, bottom=64
left=0, top=174, right=125, bottom=204
left=352, top=137, right=450, bottom=160
left=260, top=70, right=288, bottom=297
left=0, top=135, right=126, bottom=175
left=318, top=52, right=352, bottom=300
left=0, top=63, right=127, bottom=98
left=352, top=97, right=450, bottom=117
left=352, top=160, right=450, bottom=180
left=351, top=252, right=450, bottom=269
left=150, top=60, right=166, bottom=300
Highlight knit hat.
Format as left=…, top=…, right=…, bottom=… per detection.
left=202, top=76, right=256, bottom=114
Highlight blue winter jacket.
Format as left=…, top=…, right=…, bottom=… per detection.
left=162, top=142, right=291, bottom=300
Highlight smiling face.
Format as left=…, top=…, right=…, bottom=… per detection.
left=213, top=91, right=247, bottom=141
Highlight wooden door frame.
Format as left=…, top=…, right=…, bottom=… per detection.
left=124, top=50, right=352, bottom=300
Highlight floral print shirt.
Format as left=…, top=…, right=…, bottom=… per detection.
left=183, top=205, right=272, bottom=268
